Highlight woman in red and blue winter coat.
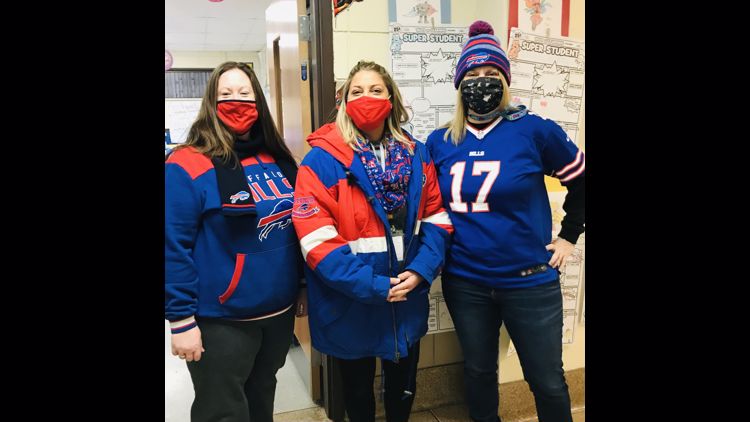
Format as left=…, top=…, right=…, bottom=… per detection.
left=292, top=60, right=453, bottom=422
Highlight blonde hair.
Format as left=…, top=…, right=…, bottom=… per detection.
left=442, top=75, right=518, bottom=145
left=336, top=61, right=413, bottom=152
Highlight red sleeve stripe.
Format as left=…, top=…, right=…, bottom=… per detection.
left=559, top=161, right=585, bottom=182
left=169, top=316, right=196, bottom=330
left=555, top=150, right=584, bottom=178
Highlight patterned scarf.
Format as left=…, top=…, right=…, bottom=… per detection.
left=355, top=134, right=412, bottom=213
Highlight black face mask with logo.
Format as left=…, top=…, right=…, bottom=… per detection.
left=460, top=77, right=503, bottom=115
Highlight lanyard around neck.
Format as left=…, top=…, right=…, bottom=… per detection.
left=370, top=141, right=386, bottom=172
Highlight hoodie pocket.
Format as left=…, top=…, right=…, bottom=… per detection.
left=219, top=253, right=246, bottom=304
left=216, top=244, right=299, bottom=315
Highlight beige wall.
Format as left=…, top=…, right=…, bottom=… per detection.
left=330, top=0, right=585, bottom=384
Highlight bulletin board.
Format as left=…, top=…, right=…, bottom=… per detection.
left=165, top=98, right=202, bottom=145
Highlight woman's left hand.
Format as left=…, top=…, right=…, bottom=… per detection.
left=388, top=270, right=425, bottom=302
left=546, top=238, right=575, bottom=269
left=295, top=287, right=308, bottom=317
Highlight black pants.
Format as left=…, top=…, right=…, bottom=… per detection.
left=186, top=308, right=295, bottom=422
left=336, top=341, right=420, bottom=422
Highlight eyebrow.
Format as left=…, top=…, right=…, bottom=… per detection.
left=218, top=86, right=252, bottom=92
left=351, top=84, right=384, bottom=89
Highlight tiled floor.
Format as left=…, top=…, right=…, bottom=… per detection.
left=166, top=324, right=584, bottom=422
left=274, top=403, right=585, bottom=421
left=165, top=321, right=317, bottom=421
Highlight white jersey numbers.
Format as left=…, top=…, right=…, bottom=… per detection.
left=449, top=160, right=500, bottom=213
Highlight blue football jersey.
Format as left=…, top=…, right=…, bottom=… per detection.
left=426, top=113, right=584, bottom=288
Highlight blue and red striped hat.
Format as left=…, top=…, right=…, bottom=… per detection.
left=453, top=20, right=510, bottom=88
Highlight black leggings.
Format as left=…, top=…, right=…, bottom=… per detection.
left=335, top=341, right=420, bottom=422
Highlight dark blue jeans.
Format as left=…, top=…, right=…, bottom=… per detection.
left=442, top=275, right=572, bottom=422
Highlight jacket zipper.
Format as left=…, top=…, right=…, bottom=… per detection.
left=396, top=150, right=425, bottom=353
left=365, top=190, right=400, bottom=364
left=387, top=224, right=400, bottom=363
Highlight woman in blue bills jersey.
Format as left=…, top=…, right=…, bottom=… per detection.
left=426, top=21, right=584, bottom=422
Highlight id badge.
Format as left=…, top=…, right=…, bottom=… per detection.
left=392, top=229, right=405, bottom=262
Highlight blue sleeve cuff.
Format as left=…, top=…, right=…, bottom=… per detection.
left=405, top=262, right=435, bottom=285
left=169, top=316, right=197, bottom=334
left=372, top=275, right=392, bottom=303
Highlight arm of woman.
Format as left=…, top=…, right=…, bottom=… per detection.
left=538, top=121, right=585, bottom=268
left=392, top=155, right=454, bottom=301
left=292, top=160, right=398, bottom=304
left=165, top=157, right=205, bottom=361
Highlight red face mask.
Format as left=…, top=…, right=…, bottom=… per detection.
left=217, top=100, right=259, bottom=135
left=345, top=95, right=392, bottom=131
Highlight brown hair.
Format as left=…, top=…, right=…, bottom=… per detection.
left=174, top=62, right=296, bottom=165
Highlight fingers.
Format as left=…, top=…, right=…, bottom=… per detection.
left=387, top=292, right=408, bottom=302
left=387, top=285, right=409, bottom=302
left=178, top=348, right=204, bottom=363
left=390, top=277, right=401, bottom=286
left=390, top=277, right=414, bottom=294
left=388, top=275, right=418, bottom=302
left=175, top=344, right=206, bottom=362
left=547, top=244, right=560, bottom=267
left=548, top=252, right=560, bottom=268
left=548, top=251, right=571, bottom=269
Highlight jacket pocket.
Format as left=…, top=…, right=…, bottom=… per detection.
left=313, top=286, right=351, bottom=327
left=338, top=186, right=370, bottom=236
left=218, top=253, right=246, bottom=304
left=325, top=302, right=381, bottom=352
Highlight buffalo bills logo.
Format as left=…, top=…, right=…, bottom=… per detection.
left=257, top=199, right=293, bottom=241
left=230, top=191, right=251, bottom=204
left=293, top=196, right=320, bottom=219
left=466, top=53, right=489, bottom=66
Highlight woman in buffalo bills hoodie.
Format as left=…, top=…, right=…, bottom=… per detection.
left=165, top=62, right=305, bottom=422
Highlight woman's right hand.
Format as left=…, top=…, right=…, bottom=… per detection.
left=387, top=277, right=408, bottom=302
left=171, top=326, right=205, bottom=362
